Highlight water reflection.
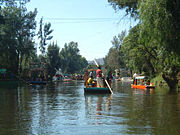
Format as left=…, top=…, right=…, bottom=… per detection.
left=31, top=84, right=46, bottom=90
left=1, top=82, right=180, bottom=134
left=85, top=94, right=112, bottom=116
left=132, top=88, right=154, bottom=95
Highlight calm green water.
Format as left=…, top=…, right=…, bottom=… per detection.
left=0, top=81, right=180, bottom=135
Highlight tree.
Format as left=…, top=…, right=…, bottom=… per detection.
left=139, top=0, right=180, bottom=89
left=122, top=25, right=158, bottom=76
left=46, top=42, right=60, bottom=78
left=38, top=17, right=53, bottom=55
left=108, top=0, right=139, bottom=18
left=104, top=47, right=119, bottom=71
left=108, top=0, right=180, bottom=90
left=104, top=31, right=126, bottom=72
left=0, top=2, right=37, bottom=76
left=59, top=41, right=88, bottom=74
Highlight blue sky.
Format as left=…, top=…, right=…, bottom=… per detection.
left=26, top=0, right=136, bottom=60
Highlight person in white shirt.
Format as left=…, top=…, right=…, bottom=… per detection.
left=133, top=73, right=138, bottom=84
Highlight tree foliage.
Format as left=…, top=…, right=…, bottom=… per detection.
left=59, top=41, right=88, bottom=74
left=104, top=31, right=126, bottom=72
left=0, top=2, right=37, bottom=75
left=107, top=0, right=180, bottom=90
left=108, top=0, right=139, bottom=18
left=38, top=17, right=53, bottom=55
left=0, top=1, right=88, bottom=80
left=138, top=0, right=180, bottom=89
left=46, top=42, right=60, bottom=78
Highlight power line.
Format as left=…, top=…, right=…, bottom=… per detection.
left=36, top=17, right=126, bottom=24
left=41, top=17, right=120, bottom=21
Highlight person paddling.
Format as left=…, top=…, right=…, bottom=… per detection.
left=96, top=65, right=104, bottom=88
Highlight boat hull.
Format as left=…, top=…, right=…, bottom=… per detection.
left=84, top=87, right=111, bottom=94
left=131, top=84, right=155, bottom=90
left=30, top=81, right=47, bottom=85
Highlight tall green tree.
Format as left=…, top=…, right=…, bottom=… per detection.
left=0, top=2, right=37, bottom=75
left=59, top=41, right=88, bottom=74
left=104, top=31, right=126, bottom=72
left=46, top=42, right=60, bottom=78
left=121, top=25, right=157, bottom=76
left=139, top=0, right=180, bottom=89
left=107, top=0, right=180, bottom=90
left=38, top=17, right=53, bottom=55
left=104, top=47, right=119, bottom=71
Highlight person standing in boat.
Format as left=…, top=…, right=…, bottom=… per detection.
left=133, top=72, right=138, bottom=84
left=96, top=65, right=104, bottom=87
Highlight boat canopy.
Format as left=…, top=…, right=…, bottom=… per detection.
left=135, top=76, right=146, bottom=79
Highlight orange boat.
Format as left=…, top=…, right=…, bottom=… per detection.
left=131, top=76, right=155, bottom=90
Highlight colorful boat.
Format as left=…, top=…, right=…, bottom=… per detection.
left=53, top=69, right=74, bottom=82
left=28, top=66, right=47, bottom=85
left=84, top=69, right=112, bottom=94
left=131, top=76, right=155, bottom=90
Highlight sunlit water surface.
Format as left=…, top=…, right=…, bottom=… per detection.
left=0, top=81, right=180, bottom=135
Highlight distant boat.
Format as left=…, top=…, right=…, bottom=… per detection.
left=53, top=75, right=73, bottom=82
left=29, top=80, right=47, bottom=85
left=53, top=68, right=73, bottom=82
left=131, top=76, right=155, bottom=90
left=28, top=67, right=47, bottom=85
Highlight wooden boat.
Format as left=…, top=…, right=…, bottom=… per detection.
left=84, top=69, right=112, bottom=94
left=29, top=80, right=47, bottom=85
left=63, top=78, right=74, bottom=82
left=53, top=69, right=74, bottom=82
left=28, top=66, right=47, bottom=85
left=84, top=87, right=111, bottom=94
left=131, top=76, right=155, bottom=90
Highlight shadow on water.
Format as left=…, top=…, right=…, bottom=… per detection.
left=0, top=80, right=21, bottom=89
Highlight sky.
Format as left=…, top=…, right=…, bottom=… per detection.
left=26, top=0, right=136, bottom=60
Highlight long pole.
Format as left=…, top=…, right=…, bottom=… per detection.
left=94, top=59, right=113, bottom=94
left=55, top=68, right=65, bottom=79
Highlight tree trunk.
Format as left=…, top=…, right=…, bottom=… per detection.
left=162, top=73, right=178, bottom=90
left=19, top=53, right=24, bottom=77
left=146, top=58, right=155, bottom=77
left=17, top=51, right=20, bottom=76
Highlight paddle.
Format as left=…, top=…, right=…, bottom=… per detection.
left=55, top=68, right=65, bottom=79
left=94, top=59, right=113, bottom=94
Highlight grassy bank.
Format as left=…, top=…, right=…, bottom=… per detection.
left=151, top=73, right=180, bottom=89
left=151, top=74, right=167, bottom=87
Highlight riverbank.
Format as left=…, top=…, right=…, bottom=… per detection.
left=151, top=73, right=180, bottom=89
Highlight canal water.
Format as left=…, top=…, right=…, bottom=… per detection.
left=0, top=81, right=180, bottom=135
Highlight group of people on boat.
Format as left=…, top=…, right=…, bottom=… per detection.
left=132, top=72, right=152, bottom=86
left=28, top=68, right=47, bottom=82
left=86, top=65, right=112, bottom=88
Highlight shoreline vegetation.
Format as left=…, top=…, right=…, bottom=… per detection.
left=104, top=0, right=180, bottom=91
left=151, top=74, right=180, bottom=90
